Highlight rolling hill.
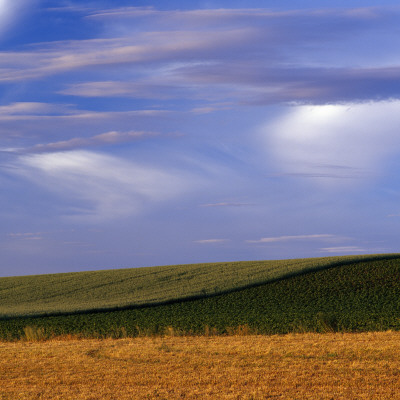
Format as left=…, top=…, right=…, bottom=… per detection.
left=1, top=254, right=400, bottom=340
left=0, top=254, right=396, bottom=318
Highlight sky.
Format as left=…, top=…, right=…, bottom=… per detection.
left=2, top=0, right=400, bottom=276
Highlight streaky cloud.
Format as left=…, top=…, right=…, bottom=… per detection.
left=1, top=7, right=400, bottom=105
left=28, top=130, right=158, bottom=153
left=320, top=246, right=367, bottom=253
left=200, top=202, right=252, bottom=207
left=0, top=102, right=74, bottom=115
left=11, top=150, right=195, bottom=221
left=247, top=234, right=337, bottom=243
left=194, top=239, right=229, bottom=244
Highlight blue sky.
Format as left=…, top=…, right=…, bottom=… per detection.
left=2, top=0, right=400, bottom=276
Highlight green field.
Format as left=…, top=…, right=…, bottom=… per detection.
left=0, top=254, right=392, bottom=318
left=1, top=254, right=400, bottom=340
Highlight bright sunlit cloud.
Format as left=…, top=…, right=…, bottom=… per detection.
left=0, top=0, right=12, bottom=32
left=262, top=100, right=400, bottom=185
left=0, top=0, right=31, bottom=37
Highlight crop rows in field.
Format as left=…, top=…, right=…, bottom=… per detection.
left=1, top=257, right=400, bottom=340
left=1, top=254, right=395, bottom=318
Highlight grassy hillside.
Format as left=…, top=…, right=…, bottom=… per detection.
left=1, top=256, right=400, bottom=340
left=0, top=254, right=396, bottom=318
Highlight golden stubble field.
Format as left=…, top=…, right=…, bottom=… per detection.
left=1, top=331, right=400, bottom=399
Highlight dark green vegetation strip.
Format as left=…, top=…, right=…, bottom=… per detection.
left=1, top=257, right=400, bottom=340
left=0, top=254, right=397, bottom=318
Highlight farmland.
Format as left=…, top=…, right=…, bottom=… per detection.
left=1, top=332, right=400, bottom=399
left=0, top=254, right=395, bottom=318
left=1, top=255, right=400, bottom=340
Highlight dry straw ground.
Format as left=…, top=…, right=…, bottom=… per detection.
left=1, top=331, right=400, bottom=399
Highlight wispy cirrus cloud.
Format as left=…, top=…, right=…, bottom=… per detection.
left=0, top=101, right=169, bottom=151
left=200, top=202, right=252, bottom=207
left=55, top=48, right=400, bottom=107
left=1, top=7, right=400, bottom=106
left=0, top=102, right=168, bottom=121
left=247, top=234, right=337, bottom=244
left=194, top=239, right=229, bottom=244
left=28, top=130, right=157, bottom=153
left=11, top=150, right=195, bottom=221
left=320, top=246, right=367, bottom=253
left=176, top=64, right=400, bottom=105
left=87, top=6, right=386, bottom=27
left=87, top=6, right=284, bottom=20
left=58, top=80, right=188, bottom=99
left=0, top=28, right=255, bottom=83
left=0, top=102, right=72, bottom=115
left=79, top=6, right=400, bottom=106
left=6, top=232, right=43, bottom=240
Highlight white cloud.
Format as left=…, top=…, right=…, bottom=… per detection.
left=7, top=232, right=43, bottom=240
left=87, top=7, right=382, bottom=24
left=194, top=239, right=229, bottom=244
left=0, top=28, right=254, bottom=82
left=0, top=0, right=32, bottom=38
left=0, top=102, right=170, bottom=156
left=262, top=100, right=400, bottom=185
left=0, top=102, right=70, bottom=115
left=320, top=246, right=366, bottom=253
left=29, top=130, right=157, bottom=153
left=247, top=234, right=337, bottom=243
left=0, top=101, right=168, bottom=121
left=1, top=7, right=400, bottom=109
left=60, top=81, right=138, bottom=97
left=87, top=7, right=276, bottom=20
left=13, top=150, right=193, bottom=221
left=200, top=202, right=251, bottom=207
left=59, top=81, right=179, bottom=99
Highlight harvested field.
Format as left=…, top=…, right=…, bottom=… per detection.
left=1, top=331, right=400, bottom=399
